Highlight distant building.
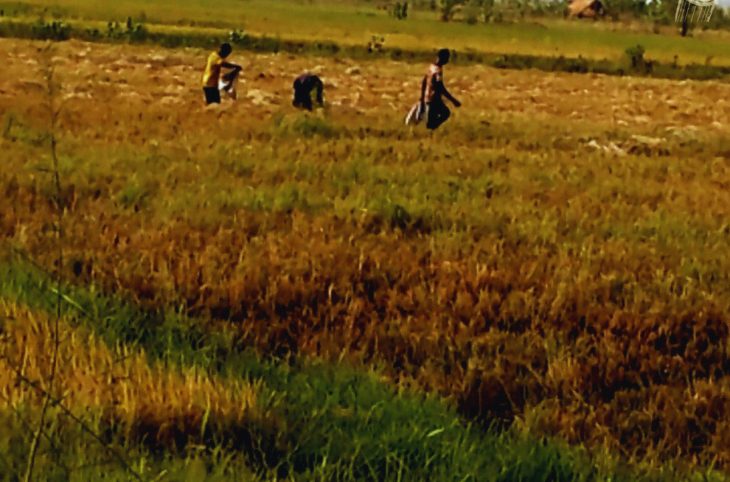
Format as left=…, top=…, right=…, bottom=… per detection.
left=568, top=0, right=606, bottom=18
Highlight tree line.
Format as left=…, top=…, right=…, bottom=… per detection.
left=387, top=0, right=730, bottom=30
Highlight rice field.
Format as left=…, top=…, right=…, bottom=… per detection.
left=1, top=26, right=730, bottom=481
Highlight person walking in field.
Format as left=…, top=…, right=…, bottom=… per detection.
left=420, top=48, right=461, bottom=130
left=292, top=73, right=324, bottom=111
left=201, top=42, right=242, bottom=105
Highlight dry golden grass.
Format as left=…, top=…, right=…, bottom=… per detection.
left=0, top=299, right=259, bottom=445
left=0, top=39, right=729, bottom=137
left=3, top=38, right=730, bottom=470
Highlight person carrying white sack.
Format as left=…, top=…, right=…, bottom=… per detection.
left=219, top=68, right=240, bottom=100
left=201, top=42, right=242, bottom=105
left=405, top=48, right=461, bottom=129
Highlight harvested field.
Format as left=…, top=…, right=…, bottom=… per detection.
left=2, top=36, right=730, bottom=477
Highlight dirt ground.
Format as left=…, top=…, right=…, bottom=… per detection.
left=1, top=38, right=728, bottom=138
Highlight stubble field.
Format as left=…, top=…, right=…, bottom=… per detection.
left=2, top=36, right=730, bottom=480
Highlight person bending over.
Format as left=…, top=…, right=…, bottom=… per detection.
left=292, top=73, right=324, bottom=111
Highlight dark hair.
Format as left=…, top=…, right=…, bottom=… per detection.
left=437, top=48, right=450, bottom=62
left=219, top=42, right=233, bottom=57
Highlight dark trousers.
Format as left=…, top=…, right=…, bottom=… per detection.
left=293, top=76, right=323, bottom=111
left=203, top=87, right=221, bottom=105
left=293, top=91, right=313, bottom=110
left=426, top=99, right=451, bottom=130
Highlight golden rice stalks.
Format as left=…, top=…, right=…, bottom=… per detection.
left=0, top=300, right=259, bottom=445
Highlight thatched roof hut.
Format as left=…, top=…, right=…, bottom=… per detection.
left=568, top=0, right=606, bottom=18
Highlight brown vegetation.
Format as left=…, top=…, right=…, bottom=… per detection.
left=2, top=38, right=730, bottom=469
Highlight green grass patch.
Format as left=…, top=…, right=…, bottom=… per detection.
left=2, top=0, right=730, bottom=65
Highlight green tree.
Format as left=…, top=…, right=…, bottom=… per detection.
left=440, top=0, right=465, bottom=21
left=611, top=0, right=648, bottom=17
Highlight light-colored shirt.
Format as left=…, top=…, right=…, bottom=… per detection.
left=424, top=63, right=443, bottom=103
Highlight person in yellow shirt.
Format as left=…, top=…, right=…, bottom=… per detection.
left=202, top=43, right=242, bottom=105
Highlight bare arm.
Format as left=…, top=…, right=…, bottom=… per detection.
left=221, top=61, right=242, bottom=71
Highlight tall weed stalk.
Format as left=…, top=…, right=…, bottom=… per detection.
left=23, top=44, right=63, bottom=482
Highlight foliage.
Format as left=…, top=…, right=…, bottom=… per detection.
left=611, top=0, right=649, bottom=17
left=367, top=34, right=385, bottom=53
left=30, top=18, right=71, bottom=41
left=625, top=43, right=652, bottom=73
left=228, top=28, right=247, bottom=44
left=439, top=0, right=464, bottom=21
left=390, top=1, right=409, bottom=20
left=106, top=17, right=148, bottom=42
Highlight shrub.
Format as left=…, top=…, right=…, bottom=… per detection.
left=229, top=29, right=247, bottom=44
left=625, top=44, right=653, bottom=73
left=31, top=19, right=71, bottom=41
left=367, top=35, right=385, bottom=53
left=106, top=17, right=148, bottom=43
left=391, top=2, right=409, bottom=20
left=440, top=0, right=465, bottom=21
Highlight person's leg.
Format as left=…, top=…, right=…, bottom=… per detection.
left=427, top=100, right=450, bottom=130
left=314, top=78, right=324, bottom=107
left=302, top=88, right=313, bottom=111
left=440, top=103, right=451, bottom=126
left=204, top=87, right=221, bottom=105
left=426, top=103, right=436, bottom=129
left=293, top=82, right=312, bottom=110
left=426, top=101, right=442, bottom=129
left=293, top=94, right=311, bottom=110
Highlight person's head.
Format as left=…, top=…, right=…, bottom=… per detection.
left=436, top=48, right=450, bottom=66
left=219, top=43, right=233, bottom=58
